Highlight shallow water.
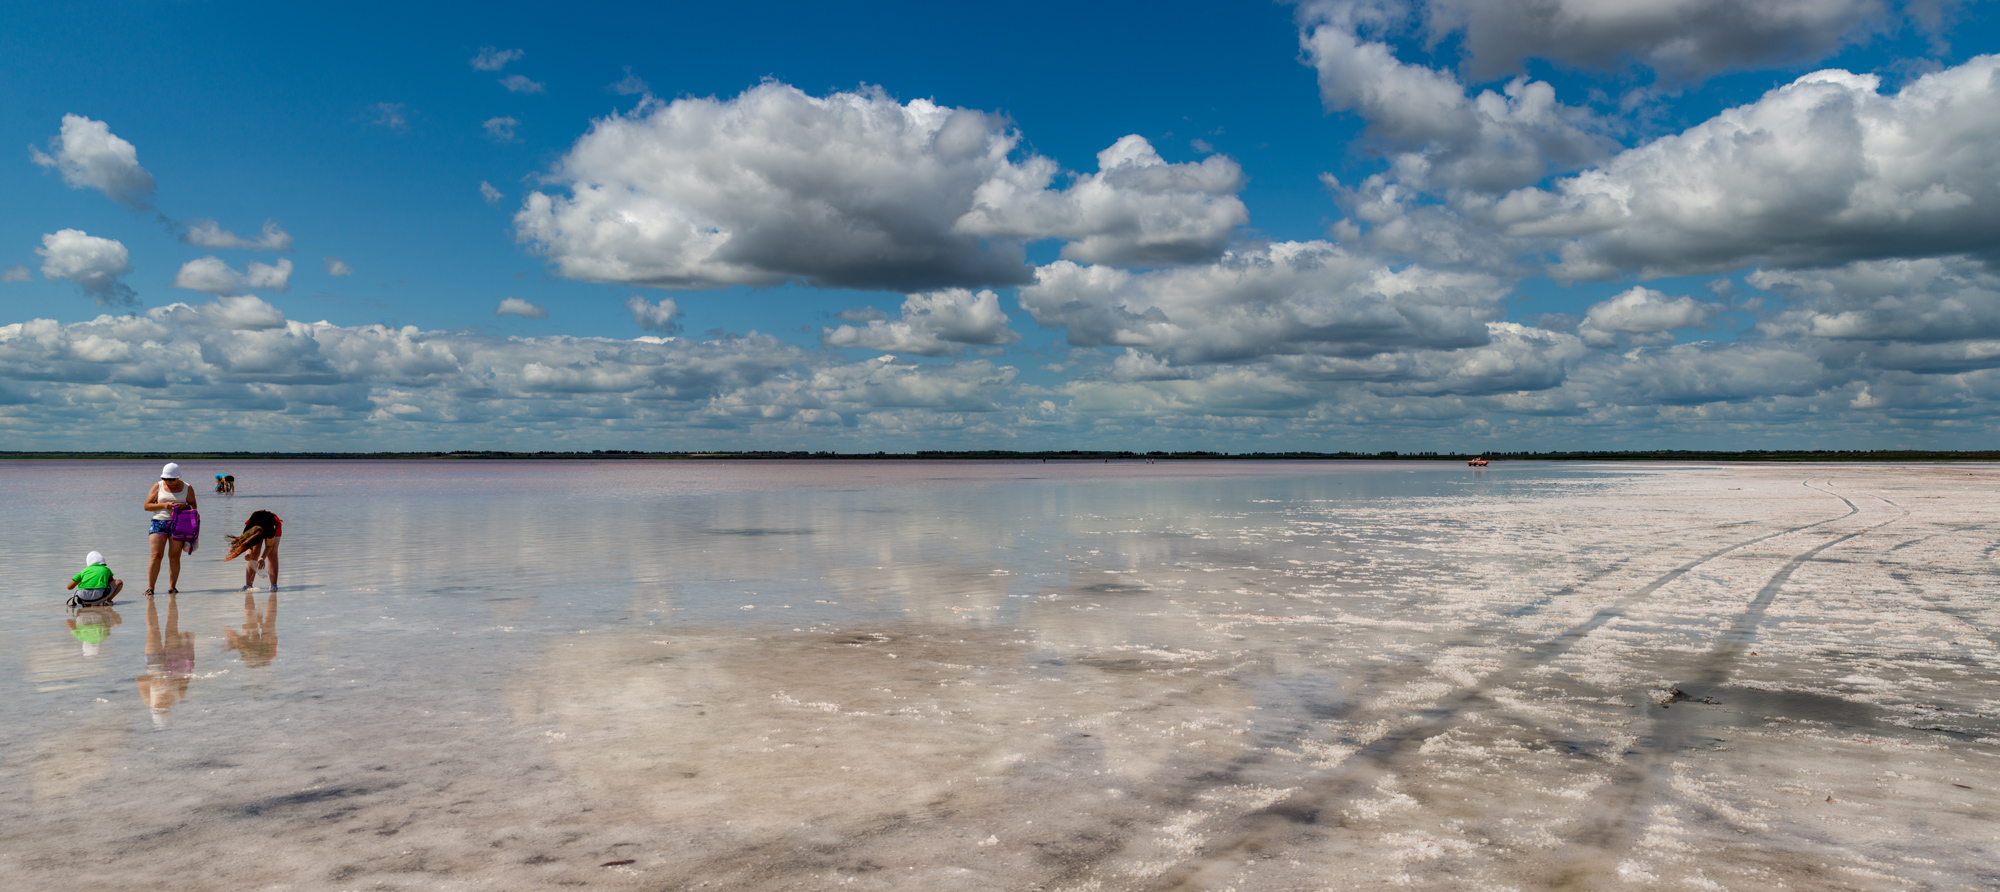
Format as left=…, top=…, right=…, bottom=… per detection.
left=2, top=459, right=1997, bottom=890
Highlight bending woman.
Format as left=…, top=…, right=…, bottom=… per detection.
left=225, top=509, right=282, bottom=591
left=143, top=462, right=197, bottom=595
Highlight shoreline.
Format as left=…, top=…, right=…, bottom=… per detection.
left=7, top=449, right=2000, bottom=463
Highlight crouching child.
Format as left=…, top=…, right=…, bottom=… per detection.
left=67, top=551, right=124, bottom=607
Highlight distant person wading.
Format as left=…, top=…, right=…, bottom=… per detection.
left=143, top=462, right=198, bottom=595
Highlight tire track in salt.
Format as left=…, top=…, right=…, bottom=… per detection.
left=1538, top=483, right=1908, bottom=890
left=1144, top=479, right=1867, bottom=892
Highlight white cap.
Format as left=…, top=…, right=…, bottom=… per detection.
left=86, top=551, right=104, bottom=566
left=160, top=462, right=181, bottom=479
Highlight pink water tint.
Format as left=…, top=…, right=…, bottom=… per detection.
left=1, top=459, right=1996, bottom=890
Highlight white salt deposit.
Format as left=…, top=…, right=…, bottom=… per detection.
left=1, top=459, right=1997, bottom=889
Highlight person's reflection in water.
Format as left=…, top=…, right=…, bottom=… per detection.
left=136, top=593, right=194, bottom=728
left=67, top=605, right=123, bottom=657
left=222, top=591, right=277, bottom=667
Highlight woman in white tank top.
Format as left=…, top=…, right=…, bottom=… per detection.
left=144, top=462, right=198, bottom=595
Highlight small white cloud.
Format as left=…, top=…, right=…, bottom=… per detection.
left=625, top=295, right=682, bottom=333
left=324, top=256, right=353, bottom=276
left=1576, top=287, right=1721, bottom=348
left=30, top=114, right=157, bottom=210
left=246, top=258, right=293, bottom=292
left=174, top=256, right=292, bottom=295
left=183, top=219, right=293, bottom=251
left=822, top=289, right=1019, bottom=356
left=38, top=229, right=135, bottom=305
left=480, top=181, right=505, bottom=204
left=369, top=102, right=408, bottom=131
left=470, top=47, right=523, bottom=71
left=483, top=116, right=520, bottom=143
left=500, top=74, right=545, bottom=94
left=1, top=265, right=29, bottom=283
left=609, top=67, right=648, bottom=96
left=496, top=297, right=548, bottom=318
left=174, top=256, right=242, bottom=295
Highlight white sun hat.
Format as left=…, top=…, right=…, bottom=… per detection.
left=86, top=551, right=104, bottom=566
left=160, top=462, right=181, bottom=479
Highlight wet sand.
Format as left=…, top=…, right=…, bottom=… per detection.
left=2, top=460, right=1996, bottom=890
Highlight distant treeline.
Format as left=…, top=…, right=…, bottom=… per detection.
left=5, top=449, right=2000, bottom=462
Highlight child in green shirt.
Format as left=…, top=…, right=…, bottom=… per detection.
left=67, top=551, right=124, bottom=606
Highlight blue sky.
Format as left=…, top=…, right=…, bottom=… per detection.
left=2, top=0, right=1997, bottom=451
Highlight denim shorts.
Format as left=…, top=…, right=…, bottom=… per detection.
left=149, top=518, right=171, bottom=535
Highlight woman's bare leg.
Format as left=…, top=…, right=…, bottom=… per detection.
left=146, top=532, right=167, bottom=591
left=265, top=540, right=279, bottom=590
left=166, top=540, right=184, bottom=592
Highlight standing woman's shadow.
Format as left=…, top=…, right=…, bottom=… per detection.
left=136, top=594, right=194, bottom=729
left=222, top=591, right=277, bottom=667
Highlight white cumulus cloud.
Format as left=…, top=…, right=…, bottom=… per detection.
left=174, top=256, right=292, bottom=295
left=183, top=219, right=293, bottom=251
left=173, top=257, right=239, bottom=295
left=514, top=83, right=1248, bottom=292
left=0, top=297, right=833, bottom=445
left=1495, top=57, right=2000, bottom=278
left=496, top=297, right=548, bottom=318
left=1754, top=256, right=2000, bottom=346
left=37, top=229, right=135, bottom=305
left=1302, top=12, right=1611, bottom=193
left=626, top=295, right=682, bottom=333
left=1, top=265, right=29, bottom=283
left=30, top=114, right=157, bottom=209
left=822, top=289, right=1020, bottom=356
left=1577, top=286, right=1723, bottom=347
left=1018, top=241, right=1508, bottom=364
left=480, top=181, right=504, bottom=204
left=324, top=256, right=352, bottom=276
left=246, top=258, right=293, bottom=291
left=954, top=135, right=1246, bottom=265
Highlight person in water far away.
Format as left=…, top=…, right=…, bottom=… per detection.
left=225, top=509, right=282, bottom=591
left=67, top=550, right=124, bottom=607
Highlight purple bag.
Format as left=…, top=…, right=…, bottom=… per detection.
left=168, top=506, right=201, bottom=541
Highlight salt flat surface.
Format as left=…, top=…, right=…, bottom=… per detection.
left=2, top=459, right=1997, bottom=891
